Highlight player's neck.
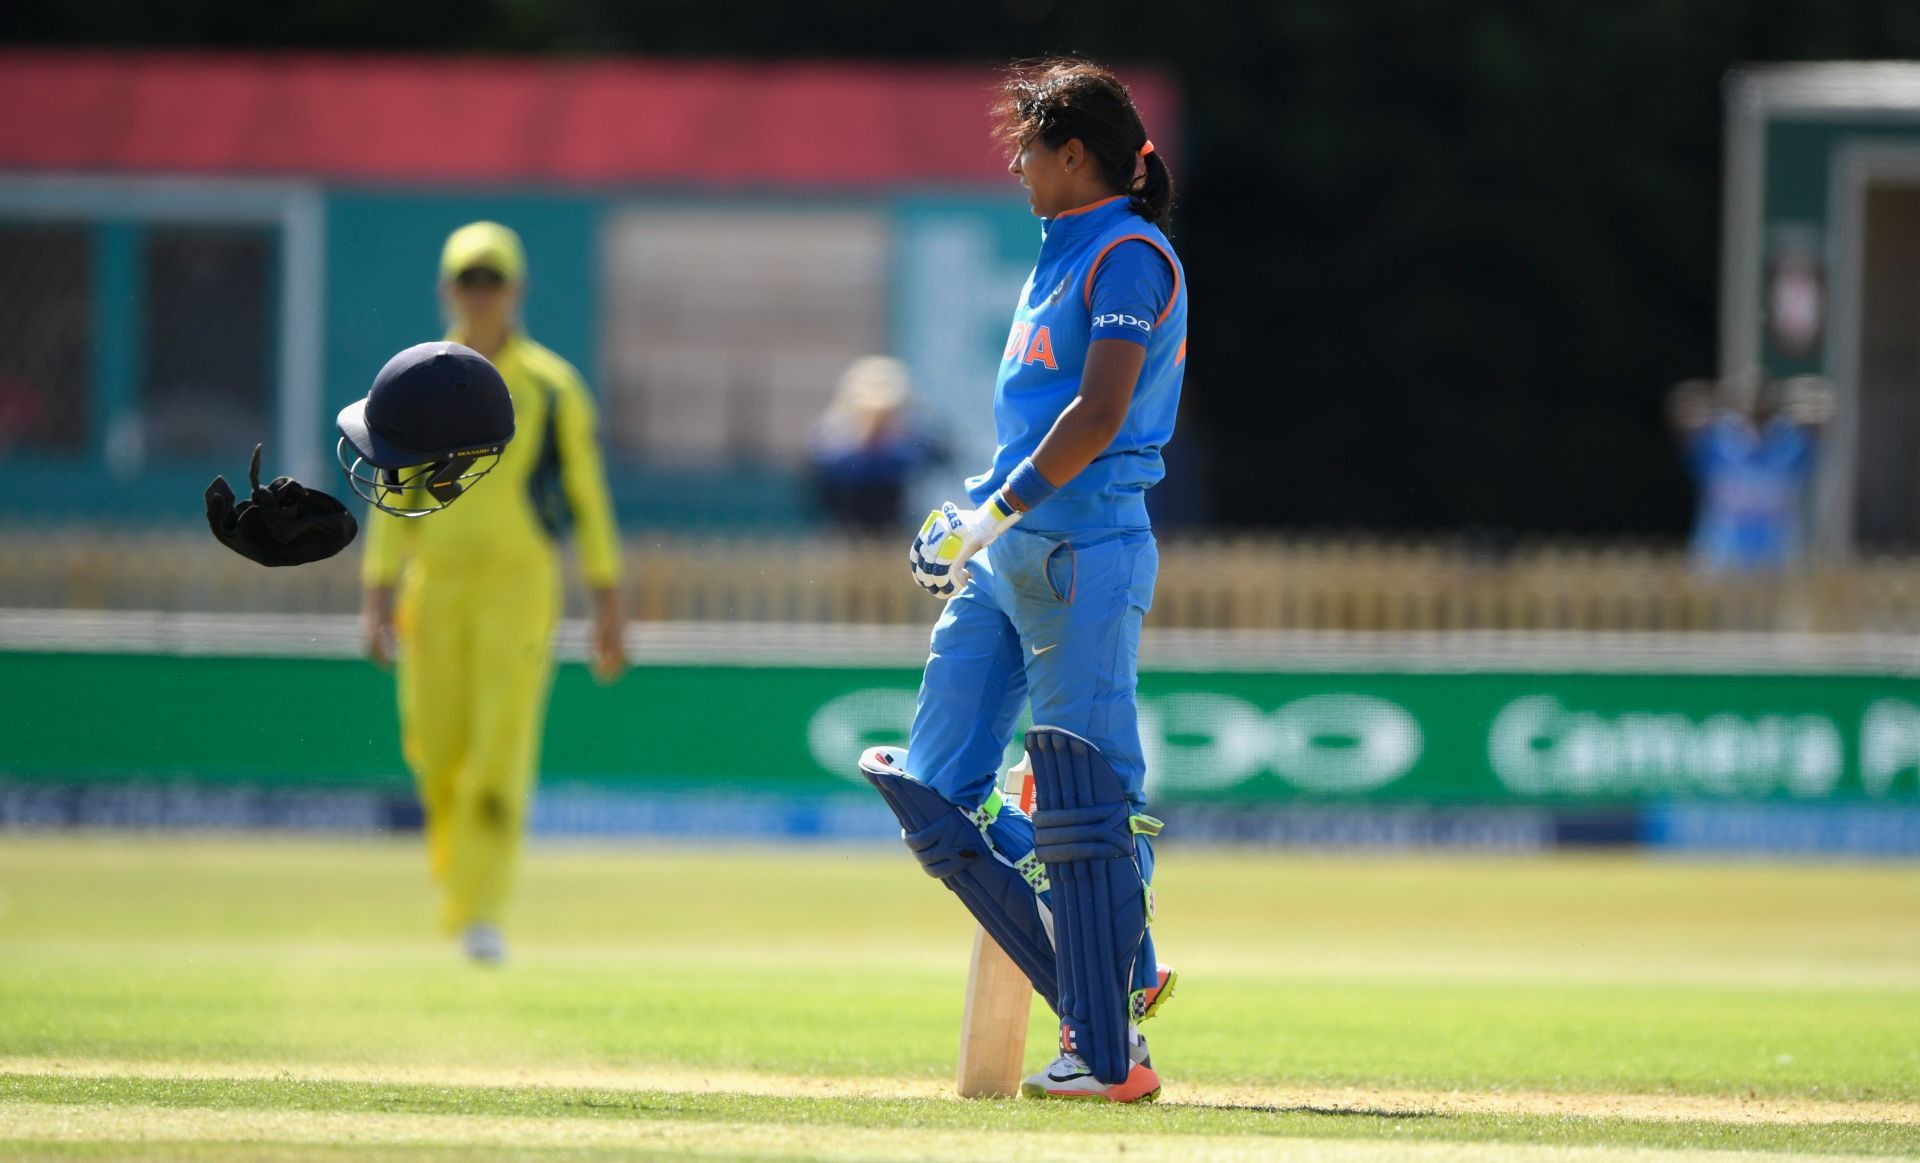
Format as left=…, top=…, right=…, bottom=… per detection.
left=1049, top=190, right=1125, bottom=221
left=452, top=322, right=513, bottom=360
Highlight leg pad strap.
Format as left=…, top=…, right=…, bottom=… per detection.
left=1033, top=802, right=1134, bottom=863
left=860, top=747, right=1059, bottom=1011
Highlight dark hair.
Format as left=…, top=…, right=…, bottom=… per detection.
left=993, top=57, right=1175, bottom=232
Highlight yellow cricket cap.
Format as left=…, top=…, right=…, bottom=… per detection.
left=440, top=221, right=526, bottom=283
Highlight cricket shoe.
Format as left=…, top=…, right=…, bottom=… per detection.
left=1019, top=1035, right=1160, bottom=1103
left=1134, top=964, right=1177, bottom=1024
left=462, top=922, right=505, bottom=965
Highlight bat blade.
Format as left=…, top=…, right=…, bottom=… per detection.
left=955, top=925, right=1034, bottom=1098
left=955, top=756, right=1038, bottom=1099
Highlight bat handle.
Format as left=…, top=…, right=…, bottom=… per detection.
left=1008, top=752, right=1036, bottom=814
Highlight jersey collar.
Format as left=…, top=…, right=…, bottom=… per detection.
left=1040, top=195, right=1131, bottom=242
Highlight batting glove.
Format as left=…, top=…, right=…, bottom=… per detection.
left=908, top=495, right=1021, bottom=597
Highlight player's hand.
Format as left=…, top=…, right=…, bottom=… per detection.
left=1666, top=379, right=1716, bottom=431
left=589, top=586, right=627, bottom=685
left=1775, top=375, right=1836, bottom=426
left=908, top=498, right=1021, bottom=597
left=362, top=585, right=397, bottom=670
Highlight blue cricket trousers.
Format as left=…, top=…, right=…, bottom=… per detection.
left=907, top=524, right=1160, bottom=996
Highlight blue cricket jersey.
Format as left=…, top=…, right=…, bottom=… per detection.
left=1687, top=416, right=1815, bottom=570
left=966, top=195, right=1188, bottom=533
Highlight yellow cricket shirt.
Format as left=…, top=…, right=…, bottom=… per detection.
left=359, top=333, right=623, bottom=588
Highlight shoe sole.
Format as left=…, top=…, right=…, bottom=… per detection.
left=1018, top=1084, right=1162, bottom=1103
left=1020, top=1067, right=1161, bottom=1104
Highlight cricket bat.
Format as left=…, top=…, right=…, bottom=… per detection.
left=955, top=756, right=1037, bottom=1098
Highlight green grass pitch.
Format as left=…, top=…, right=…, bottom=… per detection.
left=0, top=834, right=1916, bottom=1160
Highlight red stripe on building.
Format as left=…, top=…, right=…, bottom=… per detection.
left=0, top=51, right=1180, bottom=187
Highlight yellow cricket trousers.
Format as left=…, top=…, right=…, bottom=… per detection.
left=393, top=554, right=560, bottom=931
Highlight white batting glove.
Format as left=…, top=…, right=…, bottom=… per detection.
left=908, top=496, right=1021, bottom=597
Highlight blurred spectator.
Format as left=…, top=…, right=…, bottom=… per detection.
left=1669, top=372, right=1834, bottom=572
left=809, top=356, right=942, bottom=533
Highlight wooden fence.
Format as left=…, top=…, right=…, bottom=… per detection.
left=5, top=529, right=1919, bottom=632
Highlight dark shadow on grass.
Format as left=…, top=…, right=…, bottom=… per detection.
left=1166, top=1101, right=1439, bottom=1119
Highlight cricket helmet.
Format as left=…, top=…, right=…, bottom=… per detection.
left=335, top=341, right=515, bottom=517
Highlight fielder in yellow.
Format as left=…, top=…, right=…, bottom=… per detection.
left=360, top=221, right=627, bottom=963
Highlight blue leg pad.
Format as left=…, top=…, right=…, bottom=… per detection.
left=860, top=748, right=1058, bottom=1011
left=1027, top=725, right=1148, bottom=1086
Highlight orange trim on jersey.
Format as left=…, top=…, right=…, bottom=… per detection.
left=1083, top=234, right=1183, bottom=327
left=1051, top=195, right=1128, bottom=221
left=1176, top=338, right=1187, bottom=364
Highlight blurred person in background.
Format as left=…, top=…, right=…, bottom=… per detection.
left=808, top=355, right=943, bottom=533
left=360, top=221, right=627, bottom=964
left=1669, top=371, right=1833, bottom=572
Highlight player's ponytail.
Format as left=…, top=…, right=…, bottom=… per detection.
left=995, top=57, right=1177, bottom=234
left=1130, top=142, right=1175, bottom=233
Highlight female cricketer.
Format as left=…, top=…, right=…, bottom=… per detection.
left=861, top=59, right=1186, bottom=1102
left=360, top=221, right=626, bottom=964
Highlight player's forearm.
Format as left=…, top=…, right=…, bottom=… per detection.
left=574, top=514, right=622, bottom=586
left=558, top=449, right=622, bottom=584
left=572, top=506, right=623, bottom=588
left=1026, top=396, right=1128, bottom=496
left=554, top=400, right=624, bottom=586
left=361, top=584, right=397, bottom=666
left=1017, top=338, right=1144, bottom=504
left=358, top=510, right=408, bottom=586
left=591, top=585, right=623, bottom=619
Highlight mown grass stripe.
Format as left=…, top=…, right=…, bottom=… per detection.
left=0, top=1101, right=1895, bottom=1163
left=3, top=1057, right=1914, bottom=1126
left=1, top=1075, right=1914, bottom=1157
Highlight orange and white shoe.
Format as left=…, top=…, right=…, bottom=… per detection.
left=1135, top=964, right=1177, bottom=1023
left=1020, top=1037, right=1161, bottom=1103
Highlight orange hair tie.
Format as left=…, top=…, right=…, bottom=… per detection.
left=1138, top=140, right=1156, bottom=159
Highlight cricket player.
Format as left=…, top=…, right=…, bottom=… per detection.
left=1668, top=373, right=1831, bottom=572
left=861, top=59, right=1186, bottom=1102
left=360, top=221, right=627, bottom=964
